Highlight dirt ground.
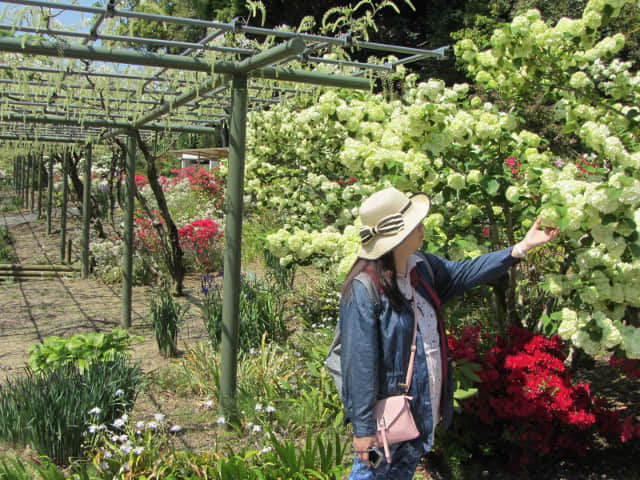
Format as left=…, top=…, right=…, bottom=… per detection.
left=0, top=209, right=209, bottom=380
left=1, top=205, right=640, bottom=479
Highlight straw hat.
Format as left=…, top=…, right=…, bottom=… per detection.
left=358, top=187, right=430, bottom=260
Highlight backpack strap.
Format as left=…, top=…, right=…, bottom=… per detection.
left=355, top=270, right=381, bottom=312
left=414, top=250, right=434, bottom=285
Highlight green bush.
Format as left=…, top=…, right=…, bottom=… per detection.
left=0, top=358, right=142, bottom=465
left=201, top=274, right=286, bottom=351
left=149, top=287, right=187, bottom=357
left=27, top=328, right=143, bottom=373
left=0, top=226, right=17, bottom=264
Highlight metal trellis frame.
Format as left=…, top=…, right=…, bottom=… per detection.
left=0, top=0, right=450, bottom=416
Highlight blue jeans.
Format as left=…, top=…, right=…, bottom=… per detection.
left=348, top=436, right=425, bottom=480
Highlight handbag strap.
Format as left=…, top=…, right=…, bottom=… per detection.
left=402, top=287, right=419, bottom=393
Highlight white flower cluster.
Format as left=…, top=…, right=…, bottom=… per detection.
left=266, top=224, right=361, bottom=275
left=90, top=238, right=123, bottom=282
left=139, top=179, right=223, bottom=230
left=557, top=307, right=640, bottom=359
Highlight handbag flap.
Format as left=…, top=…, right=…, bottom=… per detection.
left=374, top=395, right=412, bottom=429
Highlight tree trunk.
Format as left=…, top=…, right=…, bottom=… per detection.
left=133, top=132, right=185, bottom=296
left=504, top=205, right=518, bottom=327
left=67, top=150, right=106, bottom=238
left=484, top=201, right=509, bottom=335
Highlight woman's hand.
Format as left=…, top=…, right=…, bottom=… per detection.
left=353, top=435, right=379, bottom=467
left=513, top=218, right=560, bottom=258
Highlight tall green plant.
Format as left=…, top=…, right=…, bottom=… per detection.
left=201, top=274, right=286, bottom=351
left=261, top=428, right=349, bottom=479
left=149, top=287, right=187, bottom=357
left=263, top=248, right=296, bottom=291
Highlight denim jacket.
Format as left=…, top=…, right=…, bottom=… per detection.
left=339, top=247, right=520, bottom=448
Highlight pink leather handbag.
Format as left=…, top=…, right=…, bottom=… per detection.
left=374, top=288, right=421, bottom=464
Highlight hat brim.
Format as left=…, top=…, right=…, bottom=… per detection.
left=358, top=193, right=430, bottom=260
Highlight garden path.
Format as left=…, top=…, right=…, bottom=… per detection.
left=0, top=208, right=209, bottom=379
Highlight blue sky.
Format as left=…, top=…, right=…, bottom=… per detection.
left=0, top=0, right=101, bottom=33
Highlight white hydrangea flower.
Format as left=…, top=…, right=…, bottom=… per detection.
left=573, top=329, right=601, bottom=357
left=447, top=173, right=466, bottom=192
left=616, top=322, right=640, bottom=359
left=505, top=186, right=521, bottom=203
left=593, top=312, right=622, bottom=349
left=569, top=71, right=593, bottom=89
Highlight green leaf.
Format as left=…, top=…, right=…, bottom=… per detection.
left=454, top=388, right=478, bottom=400
left=628, top=243, right=640, bottom=259
left=602, top=3, right=614, bottom=21
left=621, top=216, right=637, bottom=231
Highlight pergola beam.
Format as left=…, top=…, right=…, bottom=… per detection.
left=0, top=36, right=371, bottom=90
left=0, top=113, right=220, bottom=134
left=132, top=38, right=306, bottom=128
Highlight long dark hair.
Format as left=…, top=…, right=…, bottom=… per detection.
left=341, top=251, right=406, bottom=312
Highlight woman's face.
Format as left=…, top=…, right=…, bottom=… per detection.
left=398, top=222, right=424, bottom=254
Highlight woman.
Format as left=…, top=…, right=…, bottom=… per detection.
left=339, top=187, right=559, bottom=479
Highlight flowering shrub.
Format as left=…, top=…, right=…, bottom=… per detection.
left=134, top=174, right=149, bottom=188
left=169, top=165, right=225, bottom=206
left=609, top=356, right=640, bottom=379
left=447, top=326, right=639, bottom=470
left=134, top=214, right=224, bottom=274
left=132, top=165, right=226, bottom=275
left=178, top=218, right=224, bottom=273
left=138, top=176, right=224, bottom=232
left=235, top=0, right=640, bottom=363
left=134, top=212, right=163, bottom=254
left=90, top=237, right=126, bottom=283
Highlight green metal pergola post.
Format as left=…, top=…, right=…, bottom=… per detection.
left=30, top=153, right=37, bottom=211
left=46, top=154, right=53, bottom=234
left=17, top=156, right=22, bottom=205
left=81, top=144, right=92, bottom=279
left=122, top=132, right=136, bottom=329
left=60, top=149, right=69, bottom=263
left=25, top=153, right=31, bottom=211
left=219, top=74, right=248, bottom=418
left=25, top=156, right=30, bottom=208
left=19, top=156, right=25, bottom=207
left=37, top=153, right=43, bottom=220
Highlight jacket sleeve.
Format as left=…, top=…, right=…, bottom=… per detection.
left=339, top=278, right=379, bottom=437
left=425, top=247, right=520, bottom=303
